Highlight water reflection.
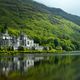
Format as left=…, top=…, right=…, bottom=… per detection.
left=0, top=54, right=45, bottom=75
left=1, top=52, right=80, bottom=79
left=0, top=52, right=80, bottom=80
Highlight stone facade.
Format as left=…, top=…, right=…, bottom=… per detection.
left=0, top=31, right=44, bottom=50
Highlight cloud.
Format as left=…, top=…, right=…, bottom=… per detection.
left=34, top=0, right=80, bottom=16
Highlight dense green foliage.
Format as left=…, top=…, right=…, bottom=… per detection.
left=0, top=0, right=80, bottom=51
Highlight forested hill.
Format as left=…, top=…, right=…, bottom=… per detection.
left=0, top=0, right=80, bottom=51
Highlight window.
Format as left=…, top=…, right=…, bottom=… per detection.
left=27, top=41, right=29, bottom=45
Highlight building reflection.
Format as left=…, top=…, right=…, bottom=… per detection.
left=0, top=54, right=44, bottom=75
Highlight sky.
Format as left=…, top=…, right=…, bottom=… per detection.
left=34, top=0, right=80, bottom=16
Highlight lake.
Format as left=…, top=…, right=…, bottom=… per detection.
left=0, top=51, right=80, bottom=80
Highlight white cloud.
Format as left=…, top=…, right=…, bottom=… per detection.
left=34, top=0, right=80, bottom=16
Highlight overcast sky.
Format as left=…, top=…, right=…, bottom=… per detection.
left=34, top=0, right=80, bottom=16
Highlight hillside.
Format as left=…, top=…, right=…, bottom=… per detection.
left=0, top=0, right=80, bottom=51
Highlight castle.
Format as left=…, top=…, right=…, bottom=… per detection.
left=0, top=31, right=44, bottom=50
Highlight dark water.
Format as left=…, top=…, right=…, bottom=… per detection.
left=0, top=52, right=80, bottom=80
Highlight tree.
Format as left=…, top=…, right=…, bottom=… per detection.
left=18, top=46, right=24, bottom=51
left=54, top=39, right=60, bottom=47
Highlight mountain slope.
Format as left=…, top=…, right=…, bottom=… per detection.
left=0, top=0, right=80, bottom=51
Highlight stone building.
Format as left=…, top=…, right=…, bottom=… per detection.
left=17, top=32, right=34, bottom=49
left=0, top=30, right=12, bottom=48
left=0, top=31, right=44, bottom=50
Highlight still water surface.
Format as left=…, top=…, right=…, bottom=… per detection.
left=0, top=52, right=80, bottom=80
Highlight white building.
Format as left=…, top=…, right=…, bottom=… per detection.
left=0, top=30, right=12, bottom=47
left=17, top=32, right=35, bottom=49
left=0, top=31, right=44, bottom=51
